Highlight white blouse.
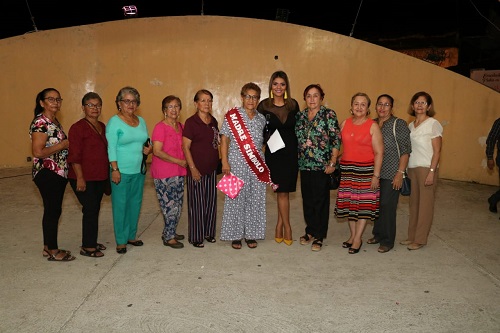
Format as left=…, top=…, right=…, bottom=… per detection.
left=408, top=117, right=443, bottom=168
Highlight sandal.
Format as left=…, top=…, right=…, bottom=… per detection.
left=127, top=240, right=144, bottom=246
left=80, top=248, right=104, bottom=258
left=245, top=239, right=258, bottom=249
left=300, top=234, right=314, bottom=245
left=192, top=242, right=204, bottom=248
left=43, top=249, right=71, bottom=257
left=97, top=243, right=107, bottom=251
left=231, top=240, right=242, bottom=250
left=204, top=236, right=216, bottom=243
left=47, top=250, right=76, bottom=262
left=311, top=239, right=323, bottom=252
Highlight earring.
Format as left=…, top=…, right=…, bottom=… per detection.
left=284, top=91, right=288, bottom=99
left=270, top=91, right=274, bottom=99
left=350, top=110, right=354, bottom=115
left=164, top=113, right=167, bottom=119
left=367, top=110, right=371, bottom=115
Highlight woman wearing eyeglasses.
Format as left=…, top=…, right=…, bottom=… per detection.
left=106, top=86, right=152, bottom=254
left=296, top=84, right=341, bottom=252
left=151, top=95, right=187, bottom=249
left=29, top=87, right=75, bottom=261
left=367, top=94, right=411, bottom=253
left=67, top=92, right=109, bottom=258
left=400, top=91, right=443, bottom=251
left=220, top=82, right=274, bottom=250
left=182, top=89, right=220, bottom=248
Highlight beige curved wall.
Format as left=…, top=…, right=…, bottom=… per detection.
left=1, top=16, right=499, bottom=185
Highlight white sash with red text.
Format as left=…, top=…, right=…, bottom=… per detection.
left=225, top=107, right=279, bottom=190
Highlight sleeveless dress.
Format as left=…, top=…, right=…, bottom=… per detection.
left=335, top=117, right=380, bottom=221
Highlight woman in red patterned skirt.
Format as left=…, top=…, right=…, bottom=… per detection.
left=334, top=92, right=384, bottom=254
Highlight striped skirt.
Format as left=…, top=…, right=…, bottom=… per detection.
left=334, top=160, right=380, bottom=221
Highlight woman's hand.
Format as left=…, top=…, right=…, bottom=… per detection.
left=324, top=164, right=335, bottom=175
left=392, top=172, right=403, bottom=190
left=370, top=175, right=380, bottom=190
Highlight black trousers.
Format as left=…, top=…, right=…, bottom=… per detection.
left=372, top=179, right=400, bottom=248
left=34, top=168, right=68, bottom=250
left=69, top=179, right=105, bottom=248
left=300, top=170, right=330, bottom=240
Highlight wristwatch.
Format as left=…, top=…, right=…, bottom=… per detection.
left=111, top=167, right=119, bottom=172
left=429, top=168, right=435, bottom=172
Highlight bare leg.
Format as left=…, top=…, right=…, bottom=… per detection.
left=277, top=192, right=292, bottom=241
left=347, top=220, right=356, bottom=244
left=351, top=219, right=367, bottom=249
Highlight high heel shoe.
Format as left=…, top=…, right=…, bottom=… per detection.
left=348, top=241, right=363, bottom=254
left=275, top=237, right=283, bottom=243
left=283, top=239, right=293, bottom=246
left=342, top=241, right=352, bottom=248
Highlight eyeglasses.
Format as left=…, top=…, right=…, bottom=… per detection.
left=243, top=95, right=260, bottom=101
left=120, top=99, right=138, bottom=106
left=44, top=97, right=63, bottom=104
left=376, top=103, right=392, bottom=108
left=85, top=103, right=102, bottom=109
left=164, top=105, right=180, bottom=110
left=414, top=101, right=428, bottom=106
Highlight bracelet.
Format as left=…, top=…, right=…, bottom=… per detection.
left=329, top=162, right=334, bottom=167
left=111, top=167, right=119, bottom=172
left=373, top=175, right=380, bottom=179
left=189, top=165, right=195, bottom=169
left=397, top=169, right=405, bottom=174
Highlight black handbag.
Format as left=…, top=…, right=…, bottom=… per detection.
left=329, top=168, right=341, bottom=190
left=393, top=120, right=411, bottom=196
left=400, top=172, right=411, bottom=196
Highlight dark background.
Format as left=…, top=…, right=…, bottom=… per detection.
left=3, top=1, right=500, bottom=77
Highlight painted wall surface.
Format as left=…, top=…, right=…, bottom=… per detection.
left=1, top=16, right=499, bottom=185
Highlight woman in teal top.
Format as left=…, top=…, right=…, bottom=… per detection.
left=106, top=86, right=152, bottom=254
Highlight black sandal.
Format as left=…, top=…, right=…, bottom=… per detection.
left=192, top=242, right=204, bottom=248
left=311, top=239, right=323, bottom=252
left=231, top=240, right=242, bottom=250
left=80, top=248, right=104, bottom=258
left=245, top=239, right=258, bottom=249
left=96, top=243, right=107, bottom=250
left=300, top=234, right=314, bottom=245
left=47, top=250, right=76, bottom=262
left=205, top=236, right=216, bottom=243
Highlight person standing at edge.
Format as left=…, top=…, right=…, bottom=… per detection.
left=151, top=95, right=187, bottom=249
left=67, top=92, right=109, bottom=258
left=106, top=86, right=152, bottom=254
left=29, top=87, right=75, bottom=261
left=401, top=91, right=443, bottom=250
left=182, top=89, right=220, bottom=248
left=367, top=94, right=411, bottom=253
left=257, top=71, right=300, bottom=246
left=296, top=84, right=341, bottom=252
left=486, top=117, right=500, bottom=215
left=335, top=92, right=384, bottom=254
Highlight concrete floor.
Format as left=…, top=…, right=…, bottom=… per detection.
left=1, top=167, right=499, bottom=333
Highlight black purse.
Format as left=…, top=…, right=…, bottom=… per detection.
left=393, top=120, right=411, bottom=196
left=329, top=168, right=341, bottom=190
left=400, top=172, right=411, bottom=196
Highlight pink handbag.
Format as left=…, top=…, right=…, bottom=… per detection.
left=216, top=173, right=244, bottom=199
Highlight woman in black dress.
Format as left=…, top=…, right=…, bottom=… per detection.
left=257, top=71, right=300, bottom=246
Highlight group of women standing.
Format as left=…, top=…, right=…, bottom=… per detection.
left=29, top=73, right=443, bottom=261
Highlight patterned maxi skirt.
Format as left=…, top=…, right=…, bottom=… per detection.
left=334, top=160, right=380, bottom=221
